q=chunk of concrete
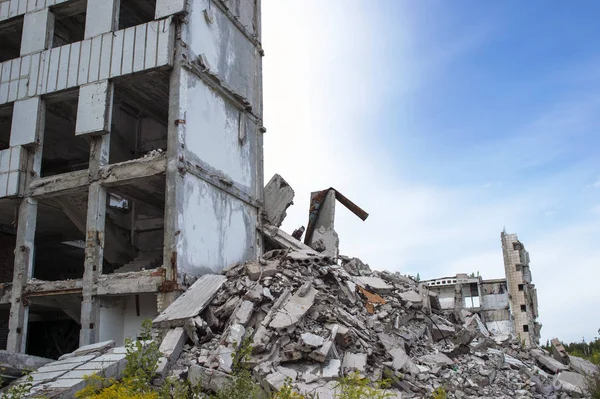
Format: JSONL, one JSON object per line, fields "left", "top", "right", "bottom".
{"left": 342, "top": 353, "right": 367, "bottom": 373}
{"left": 156, "top": 327, "right": 187, "bottom": 375}
{"left": 189, "top": 365, "right": 230, "bottom": 393}
{"left": 399, "top": 290, "right": 422, "bottom": 304}
{"left": 323, "top": 359, "right": 341, "bottom": 379}
{"left": 153, "top": 274, "right": 227, "bottom": 328}
{"left": 74, "top": 340, "right": 115, "bottom": 356}
{"left": 246, "top": 261, "right": 279, "bottom": 281}
{"left": 301, "top": 333, "right": 325, "bottom": 348}
{"left": 431, "top": 323, "right": 455, "bottom": 342}
{"left": 310, "top": 226, "right": 339, "bottom": 258}
{"left": 0, "top": 350, "right": 53, "bottom": 378}
{"left": 569, "top": 355, "right": 599, "bottom": 376}
{"left": 231, "top": 300, "right": 255, "bottom": 326}
{"left": 556, "top": 371, "right": 587, "bottom": 396}
{"left": 390, "top": 347, "right": 420, "bottom": 375}
{"left": 354, "top": 276, "right": 394, "bottom": 293}
{"left": 551, "top": 338, "right": 569, "bottom": 365}
{"left": 532, "top": 349, "right": 569, "bottom": 374}
{"left": 269, "top": 283, "right": 318, "bottom": 330}
{"left": 263, "top": 174, "right": 295, "bottom": 227}
{"left": 419, "top": 353, "right": 455, "bottom": 368}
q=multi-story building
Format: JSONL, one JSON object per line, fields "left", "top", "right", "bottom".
{"left": 424, "top": 231, "right": 541, "bottom": 346}
{"left": 0, "top": 0, "right": 263, "bottom": 359}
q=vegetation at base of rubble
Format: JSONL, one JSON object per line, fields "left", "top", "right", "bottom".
{"left": 75, "top": 320, "right": 196, "bottom": 399}
{"left": 333, "top": 372, "right": 394, "bottom": 399}
{"left": 545, "top": 335, "right": 600, "bottom": 365}
{"left": 208, "top": 336, "right": 266, "bottom": 399}
{"left": 585, "top": 371, "right": 600, "bottom": 399}
{"left": 0, "top": 374, "right": 37, "bottom": 399}
{"left": 430, "top": 387, "right": 447, "bottom": 399}
{"left": 272, "top": 378, "right": 314, "bottom": 399}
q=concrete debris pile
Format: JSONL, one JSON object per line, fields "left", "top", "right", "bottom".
{"left": 154, "top": 249, "right": 598, "bottom": 399}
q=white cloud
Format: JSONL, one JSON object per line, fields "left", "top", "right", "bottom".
{"left": 262, "top": 1, "right": 600, "bottom": 344}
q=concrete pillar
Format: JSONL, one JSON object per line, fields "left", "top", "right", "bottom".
{"left": 160, "top": 28, "right": 187, "bottom": 312}
{"left": 79, "top": 87, "right": 112, "bottom": 346}
{"left": 6, "top": 98, "right": 45, "bottom": 353}
{"left": 84, "top": 0, "right": 118, "bottom": 39}
{"left": 21, "top": 8, "right": 53, "bottom": 56}
{"left": 7, "top": 198, "right": 38, "bottom": 353}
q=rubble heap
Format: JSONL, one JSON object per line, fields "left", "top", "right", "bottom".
{"left": 155, "top": 248, "right": 598, "bottom": 399}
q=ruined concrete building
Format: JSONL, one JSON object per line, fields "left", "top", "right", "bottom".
{"left": 0, "top": 0, "right": 263, "bottom": 359}
{"left": 424, "top": 231, "right": 540, "bottom": 346}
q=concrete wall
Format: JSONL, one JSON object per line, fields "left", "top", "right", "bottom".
{"left": 185, "top": 0, "right": 261, "bottom": 113}
{"left": 98, "top": 294, "right": 157, "bottom": 346}
{"left": 179, "top": 174, "right": 257, "bottom": 275}
{"left": 481, "top": 293, "right": 509, "bottom": 310}
{"left": 185, "top": 76, "right": 258, "bottom": 193}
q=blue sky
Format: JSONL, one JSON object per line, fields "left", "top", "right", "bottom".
{"left": 262, "top": 1, "right": 600, "bottom": 344}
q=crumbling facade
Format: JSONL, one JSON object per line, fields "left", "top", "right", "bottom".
{"left": 501, "top": 231, "right": 541, "bottom": 346}
{"left": 0, "top": 0, "right": 263, "bottom": 358}
{"left": 424, "top": 231, "right": 541, "bottom": 346}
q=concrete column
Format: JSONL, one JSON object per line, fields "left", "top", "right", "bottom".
{"left": 79, "top": 88, "right": 112, "bottom": 346}
{"left": 161, "top": 24, "right": 187, "bottom": 312}
{"left": 7, "top": 198, "right": 38, "bottom": 353}
{"left": 7, "top": 98, "right": 45, "bottom": 353}
{"left": 84, "top": 0, "right": 118, "bottom": 39}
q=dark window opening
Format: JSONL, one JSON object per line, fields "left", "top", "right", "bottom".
{"left": 518, "top": 284, "right": 524, "bottom": 292}
{"left": 119, "top": 0, "right": 157, "bottom": 30}
{"left": 110, "top": 72, "right": 168, "bottom": 164}
{"left": 26, "top": 307, "right": 79, "bottom": 359}
{"left": 51, "top": 0, "right": 87, "bottom": 48}
{"left": 513, "top": 242, "right": 523, "bottom": 251}
{"left": 515, "top": 264, "right": 522, "bottom": 272}
{"left": 522, "top": 324, "right": 529, "bottom": 333}
{"left": 0, "top": 104, "right": 13, "bottom": 151}
{"left": 0, "top": 16, "right": 24, "bottom": 62}
{"left": 520, "top": 304, "right": 527, "bottom": 312}
{"left": 33, "top": 195, "right": 87, "bottom": 281}
{"left": 41, "top": 90, "right": 90, "bottom": 177}
{"left": 0, "top": 309, "right": 9, "bottom": 351}
{"left": 103, "top": 175, "right": 165, "bottom": 275}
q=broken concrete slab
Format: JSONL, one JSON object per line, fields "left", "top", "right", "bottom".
{"left": 74, "top": 340, "right": 115, "bottom": 356}
{"left": 0, "top": 350, "right": 53, "bottom": 381}
{"left": 301, "top": 333, "right": 325, "bottom": 348}
{"left": 555, "top": 371, "right": 587, "bottom": 396}
{"left": 419, "top": 353, "right": 455, "bottom": 368}
{"left": 188, "top": 365, "right": 230, "bottom": 393}
{"left": 569, "top": 355, "right": 599, "bottom": 376}
{"left": 322, "top": 359, "right": 341, "bottom": 379}
{"left": 231, "top": 300, "right": 255, "bottom": 326}
{"left": 263, "top": 174, "right": 295, "bottom": 227}
{"left": 390, "top": 347, "right": 420, "bottom": 375}
{"left": 246, "top": 261, "right": 279, "bottom": 281}
{"left": 259, "top": 224, "right": 315, "bottom": 252}
{"left": 342, "top": 352, "right": 367, "bottom": 373}
{"left": 399, "top": 290, "right": 422, "bottom": 304}
{"left": 431, "top": 323, "right": 455, "bottom": 342}
{"left": 153, "top": 274, "right": 227, "bottom": 328}
{"left": 269, "top": 283, "right": 318, "bottom": 330}
{"left": 531, "top": 349, "right": 569, "bottom": 374}
{"left": 354, "top": 276, "right": 394, "bottom": 294}
{"left": 156, "top": 327, "right": 187, "bottom": 375}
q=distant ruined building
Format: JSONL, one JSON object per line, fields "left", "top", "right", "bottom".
{"left": 424, "top": 231, "right": 541, "bottom": 346}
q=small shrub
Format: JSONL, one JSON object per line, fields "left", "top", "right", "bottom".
{"left": 209, "top": 336, "right": 265, "bottom": 399}
{"left": 272, "top": 378, "right": 310, "bottom": 399}
{"left": 431, "top": 387, "right": 447, "bottom": 399}
{"left": 1, "top": 374, "right": 35, "bottom": 399}
{"left": 334, "top": 372, "right": 394, "bottom": 399}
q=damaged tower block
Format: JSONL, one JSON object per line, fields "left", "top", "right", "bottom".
{"left": 304, "top": 188, "right": 369, "bottom": 258}
{"left": 0, "top": 0, "right": 264, "bottom": 357}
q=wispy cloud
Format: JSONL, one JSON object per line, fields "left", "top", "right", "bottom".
{"left": 263, "top": 1, "right": 600, "bottom": 343}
